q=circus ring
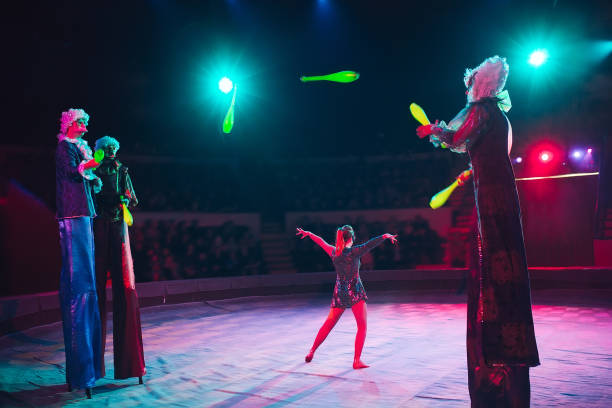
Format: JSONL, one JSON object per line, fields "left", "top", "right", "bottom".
{"left": 1, "top": 268, "right": 612, "bottom": 407}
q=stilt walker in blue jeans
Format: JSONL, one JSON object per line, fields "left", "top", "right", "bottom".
{"left": 55, "top": 108, "right": 104, "bottom": 399}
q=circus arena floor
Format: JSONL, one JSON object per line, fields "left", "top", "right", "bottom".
{"left": 1, "top": 289, "right": 612, "bottom": 407}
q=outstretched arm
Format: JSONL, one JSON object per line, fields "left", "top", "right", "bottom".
{"left": 352, "top": 233, "right": 398, "bottom": 257}
{"left": 437, "top": 104, "right": 488, "bottom": 148}
{"left": 416, "top": 104, "right": 489, "bottom": 153}
{"left": 296, "top": 228, "right": 334, "bottom": 257}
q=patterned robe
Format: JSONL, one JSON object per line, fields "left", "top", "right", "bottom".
{"left": 434, "top": 98, "right": 539, "bottom": 406}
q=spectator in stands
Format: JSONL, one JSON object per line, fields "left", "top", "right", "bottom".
{"left": 129, "top": 220, "right": 264, "bottom": 281}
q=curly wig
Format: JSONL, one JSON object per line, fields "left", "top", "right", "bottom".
{"left": 464, "top": 56, "right": 509, "bottom": 102}
{"left": 94, "top": 135, "right": 120, "bottom": 153}
{"left": 57, "top": 108, "right": 89, "bottom": 139}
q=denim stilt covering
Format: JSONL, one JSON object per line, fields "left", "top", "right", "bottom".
{"left": 58, "top": 217, "right": 103, "bottom": 389}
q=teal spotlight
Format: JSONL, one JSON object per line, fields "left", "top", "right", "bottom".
{"left": 218, "top": 77, "right": 233, "bottom": 94}
{"left": 528, "top": 49, "right": 549, "bottom": 67}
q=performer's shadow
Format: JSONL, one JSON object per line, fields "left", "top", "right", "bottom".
{"left": 92, "top": 382, "right": 135, "bottom": 395}
{"left": 3, "top": 382, "right": 135, "bottom": 406}
{"left": 4, "top": 384, "right": 77, "bottom": 406}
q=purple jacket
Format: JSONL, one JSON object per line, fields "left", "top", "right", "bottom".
{"left": 55, "top": 140, "right": 97, "bottom": 219}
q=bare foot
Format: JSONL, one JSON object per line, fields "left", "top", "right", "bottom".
{"left": 353, "top": 360, "right": 369, "bottom": 369}
{"left": 305, "top": 350, "right": 314, "bottom": 363}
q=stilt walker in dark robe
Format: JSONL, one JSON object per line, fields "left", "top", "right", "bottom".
{"left": 417, "top": 56, "right": 540, "bottom": 407}
{"left": 93, "top": 136, "right": 146, "bottom": 382}
{"left": 56, "top": 108, "right": 104, "bottom": 399}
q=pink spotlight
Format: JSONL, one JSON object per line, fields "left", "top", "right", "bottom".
{"left": 587, "top": 148, "right": 593, "bottom": 154}
{"left": 539, "top": 151, "right": 552, "bottom": 163}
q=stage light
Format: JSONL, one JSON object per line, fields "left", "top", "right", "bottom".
{"left": 528, "top": 49, "right": 549, "bottom": 67}
{"left": 526, "top": 141, "right": 562, "bottom": 177}
{"left": 572, "top": 150, "right": 583, "bottom": 159}
{"left": 587, "top": 148, "right": 593, "bottom": 154}
{"left": 539, "top": 151, "right": 552, "bottom": 163}
{"left": 515, "top": 157, "right": 523, "bottom": 163}
{"left": 218, "top": 77, "right": 233, "bottom": 94}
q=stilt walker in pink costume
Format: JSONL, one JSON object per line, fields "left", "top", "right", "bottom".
{"left": 55, "top": 108, "right": 104, "bottom": 399}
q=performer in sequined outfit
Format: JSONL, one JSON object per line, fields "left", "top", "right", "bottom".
{"left": 296, "top": 225, "right": 397, "bottom": 369}
{"left": 55, "top": 108, "right": 104, "bottom": 398}
{"left": 417, "top": 56, "right": 540, "bottom": 407}
{"left": 93, "top": 136, "right": 146, "bottom": 384}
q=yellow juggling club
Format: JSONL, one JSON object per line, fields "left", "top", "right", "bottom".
{"left": 410, "top": 103, "right": 430, "bottom": 126}
{"left": 121, "top": 203, "right": 133, "bottom": 227}
{"left": 429, "top": 180, "right": 459, "bottom": 209}
{"left": 429, "top": 169, "right": 473, "bottom": 209}
{"left": 411, "top": 102, "right": 448, "bottom": 149}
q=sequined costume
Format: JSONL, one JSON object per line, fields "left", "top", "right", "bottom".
{"left": 330, "top": 235, "right": 385, "bottom": 308}
{"left": 56, "top": 139, "right": 103, "bottom": 390}
{"left": 94, "top": 157, "right": 146, "bottom": 380}
{"left": 433, "top": 98, "right": 540, "bottom": 406}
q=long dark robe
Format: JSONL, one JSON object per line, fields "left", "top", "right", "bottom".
{"left": 94, "top": 159, "right": 145, "bottom": 379}
{"left": 435, "top": 98, "right": 539, "bottom": 406}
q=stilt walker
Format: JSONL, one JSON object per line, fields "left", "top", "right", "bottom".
{"left": 416, "top": 56, "right": 540, "bottom": 407}
{"left": 55, "top": 108, "right": 104, "bottom": 398}
{"left": 93, "top": 136, "right": 146, "bottom": 382}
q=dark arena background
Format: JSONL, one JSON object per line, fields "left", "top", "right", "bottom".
{"left": 1, "top": 1, "right": 611, "bottom": 406}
